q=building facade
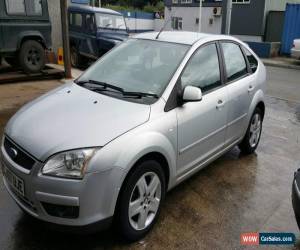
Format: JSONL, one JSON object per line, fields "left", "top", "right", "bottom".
{"left": 164, "top": 0, "right": 300, "bottom": 42}
{"left": 164, "top": 0, "right": 223, "bottom": 34}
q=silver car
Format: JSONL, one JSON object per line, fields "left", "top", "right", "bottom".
{"left": 1, "top": 31, "right": 266, "bottom": 241}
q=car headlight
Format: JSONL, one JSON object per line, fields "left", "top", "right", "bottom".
{"left": 42, "top": 149, "right": 96, "bottom": 179}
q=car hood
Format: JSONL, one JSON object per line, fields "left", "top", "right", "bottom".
{"left": 5, "top": 83, "right": 150, "bottom": 161}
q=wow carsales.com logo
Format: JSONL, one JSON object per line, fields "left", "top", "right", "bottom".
{"left": 241, "top": 232, "right": 295, "bottom": 246}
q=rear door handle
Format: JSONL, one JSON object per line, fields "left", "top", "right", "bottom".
{"left": 216, "top": 99, "right": 225, "bottom": 109}
{"left": 248, "top": 85, "right": 255, "bottom": 92}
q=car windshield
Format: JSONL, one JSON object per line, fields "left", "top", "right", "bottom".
{"left": 96, "top": 13, "right": 126, "bottom": 30}
{"left": 77, "top": 39, "right": 190, "bottom": 100}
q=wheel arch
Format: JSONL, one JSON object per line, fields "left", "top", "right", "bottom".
{"left": 17, "top": 32, "right": 47, "bottom": 50}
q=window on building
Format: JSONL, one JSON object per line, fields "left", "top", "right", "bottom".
{"left": 5, "top": 0, "right": 25, "bottom": 15}
{"left": 70, "top": 13, "right": 83, "bottom": 28}
{"left": 221, "top": 42, "right": 248, "bottom": 82}
{"left": 172, "top": 0, "right": 178, "bottom": 3}
{"left": 232, "top": 0, "right": 250, "bottom": 4}
{"left": 181, "top": 43, "right": 222, "bottom": 93}
{"left": 26, "top": 0, "right": 42, "bottom": 16}
{"left": 181, "top": 0, "right": 192, "bottom": 3}
{"left": 172, "top": 17, "right": 182, "bottom": 30}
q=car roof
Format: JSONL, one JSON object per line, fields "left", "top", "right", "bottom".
{"left": 133, "top": 31, "right": 240, "bottom": 45}
{"left": 68, "top": 5, "right": 122, "bottom": 16}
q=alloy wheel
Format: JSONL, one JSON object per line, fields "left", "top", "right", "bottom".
{"left": 128, "top": 172, "right": 161, "bottom": 231}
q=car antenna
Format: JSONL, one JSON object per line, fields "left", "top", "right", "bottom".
{"left": 155, "top": 8, "right": 176, "bottom": 39}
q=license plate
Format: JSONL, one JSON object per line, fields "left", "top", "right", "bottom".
{"left": 3, "top": 165, "right": 25, "bottom": 197}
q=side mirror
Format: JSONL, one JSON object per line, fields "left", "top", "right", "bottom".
{"left": 182, "top": 85, "right": 202, "bottom": 102}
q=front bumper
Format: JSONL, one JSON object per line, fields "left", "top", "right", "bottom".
{"left": 0, "top": 140, "right": 123, "bottom": 230}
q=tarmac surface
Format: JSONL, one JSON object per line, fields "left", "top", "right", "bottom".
{"left": 0, "top": 66, "right": 300, "bottom": 250}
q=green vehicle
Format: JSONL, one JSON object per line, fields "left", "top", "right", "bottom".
{"left": 0, "top": 0, "right": 52, "bottom": 73}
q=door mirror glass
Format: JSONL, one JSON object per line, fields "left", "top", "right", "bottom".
{"left": 182, "top": 86, "right": 202, "bottom": 102}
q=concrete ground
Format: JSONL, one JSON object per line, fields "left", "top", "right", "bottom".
{"left": 0, "top": 66, "right": 300, "bottom": 250}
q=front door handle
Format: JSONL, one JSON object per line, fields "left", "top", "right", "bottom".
{"left": 248, "top": 85, "right": 255, "bottom": 92}
{"left": 216, "top": 99, "right": 225, "bottom": 109}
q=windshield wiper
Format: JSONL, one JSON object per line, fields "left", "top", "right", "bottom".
{"left": 76, "top": 80, "right": 159, "bottom": 99}
{"left": 76, "top": 79, "right": 124, "bottom": 93}
{"left": 122, "top": 91, "right": 159, "bottom": 99}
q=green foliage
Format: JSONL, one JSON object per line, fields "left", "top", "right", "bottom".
{"left": 103, "top": 0, "right": 164, "bottom": 12}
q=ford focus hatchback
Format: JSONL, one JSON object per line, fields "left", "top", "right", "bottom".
{"left": 1, "top": 31, "right": 266, "bottom": 241}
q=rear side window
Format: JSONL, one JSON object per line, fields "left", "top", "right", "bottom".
{"left": 221, "top": 42, "right": 248, "bottom": 82}
{"left": 5, "top": 0, "right": 25, "bottom": 15}
{"left": 26, "top": 0, "right": 42, "bottom": 16}
{"left": 181, "top": 43, "right": 221, "bottom": 93}
{"left": 244, "top": 47, "right": 258, "bottom": 73}
{"left": 70, "top": 13, "right": 83, "bottom": 28}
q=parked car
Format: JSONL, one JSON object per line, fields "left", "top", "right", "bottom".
{"left": 1, "top": 32, "right": 266, "bottom": 241}
{"left": 291, "top": 39, "right": 300, "bottom": 60}
{"left": 0, "top": 0, "right": 51, "bottom": 73}
{"left": 68, "top": 5, "right": 128, "bottom": 68}
{"left": 292, "top": 168, "right": 300, "bottom": 229}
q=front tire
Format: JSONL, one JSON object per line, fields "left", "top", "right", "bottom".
{"left": 116, "top": 160, "right": 166, "bottom": 241}
{"left": 239, "top": 107, "right": 263, "bottom": 154}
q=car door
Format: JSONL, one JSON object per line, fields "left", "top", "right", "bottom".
{"left": 220, "top": 42, "right": 255, "bottom": 145}
{"left": 176, "top": 42, "right": 228, "bottom": 177}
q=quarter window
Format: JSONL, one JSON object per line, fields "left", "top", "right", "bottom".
{"left": 244, "top": 47, "right": 258, "bottom": 73}
{"left": 221, "top": 42, "right": 248, "bottom": 82}
{"left": 5, "top": 0, "right": 25, "bottom": 15}
{"left": 181, "top": 43, "right": 221, "bottom": 93}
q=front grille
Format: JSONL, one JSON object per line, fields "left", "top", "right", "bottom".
{"left": 3, "top": 137, "right": 36, "bottom": 170}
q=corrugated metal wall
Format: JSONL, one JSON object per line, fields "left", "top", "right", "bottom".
{"left": 281, "top": 3, "right": 300, "bottom": 54}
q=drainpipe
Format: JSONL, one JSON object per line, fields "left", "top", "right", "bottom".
{"left": 225, "top": 0, "right": 232, "bottom": 35}
{"left": 198, "top": 0, "right": 202, "bottom": 32}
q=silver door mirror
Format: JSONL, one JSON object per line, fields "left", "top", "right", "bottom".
{"left": 182, "top": 85, "right": 202, "bottom": 102}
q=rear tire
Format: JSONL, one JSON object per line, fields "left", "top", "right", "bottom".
{"left": 116, "top": 160, "right": 166, "bottom": 241}
{"left": 19, "top": 40, "right": 45, "bottom": 73}
{"left": 239, "top": 107, "right": 263, "bottom": 154}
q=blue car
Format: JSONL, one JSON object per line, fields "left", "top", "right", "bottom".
{"left": 68, "top": 5, "right": 129, "bottom": 67}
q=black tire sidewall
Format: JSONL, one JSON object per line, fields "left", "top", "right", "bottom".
{"left": 117, "top": 160, "right": 166, "bottom": 241}
{"left": 19, "top": 40, "right": 45, "bottom": 73}
{"left": 239, "top": 107, "right": 263, "bottom": 154}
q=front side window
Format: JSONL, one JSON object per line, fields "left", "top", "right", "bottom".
{"left": 77, "top": 39, "right": 190, "bottom": 100}
{"left": 96, "top": 13, "right": 126, "bottom": 30}
{"left": 26, "top": 0, "right": 42, "bottom": 16}
{"left": 181, "top": 43, "right": 221, "bottom": 93}
{"left": 5, "top": 0, "right": 25, "bottom": 15}
{"left": 221, "top": 42, "right": 248, "bottom": 82}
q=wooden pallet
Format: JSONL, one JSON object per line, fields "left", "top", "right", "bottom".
{"left": 0, "top": 65, "right": 64, "bottom": 84}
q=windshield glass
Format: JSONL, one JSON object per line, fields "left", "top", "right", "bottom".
{"left": 77, "top": 39, "right": 190, "bottom": 98}
{"left": 96, "top": 13, "right": 126, "bottom": 30}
